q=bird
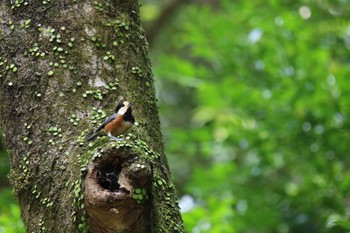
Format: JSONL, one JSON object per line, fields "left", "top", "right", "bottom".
{"left": 86, "top": 100, "right": 135, "bottom": 141}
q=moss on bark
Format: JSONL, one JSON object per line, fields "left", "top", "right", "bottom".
{"left": 0, "top": 0, "right": 184, "bottom": 232}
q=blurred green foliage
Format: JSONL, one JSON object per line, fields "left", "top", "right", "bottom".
{"left": 0, "top": 188, "right": 24, "bottom": 232}
{"left": 0, "top": 133, "right": 25, "bottom": 232}
{"left": 151, "top": 0, "right": 350, "bottom": 232}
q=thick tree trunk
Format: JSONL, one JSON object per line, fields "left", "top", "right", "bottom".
{"left": 0, "top": 1, "right": 184, "bottom": 232}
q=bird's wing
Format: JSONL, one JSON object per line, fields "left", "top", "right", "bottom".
{"left": 95, "top": 113, "right": 118, "bottom": 132}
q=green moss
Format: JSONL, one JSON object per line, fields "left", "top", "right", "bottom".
{"left": 20, "top": 19, "right": 31, "bottom": 29}
{"left": 90, "top": 35, "right": 105, "bottom": 48}
{"left": 133, "top": 188, "right": 148, "bottom": 204}
{"left": 38, "top": 218, "right": 45, "bottom": 233}
{"left": 42, "top": 0, "right": 51, "bottom": 5}
{"left": 10, "top": 0, "right": 29, "bottom": 9}
{"left": 131, "top": 66, "right": 143, "bottom": 78}
{"left": 70, "top": 113, "right": 81, "bottom": 126}
{"left": 45, "top": 126, "right": 63, "bottom": 146}
{"left": 93, "top": 1, "right": 103, "bottom": 12}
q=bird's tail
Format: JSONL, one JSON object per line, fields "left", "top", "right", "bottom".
{"left": 86, "top": 131, "right": 102, "bottom": 141}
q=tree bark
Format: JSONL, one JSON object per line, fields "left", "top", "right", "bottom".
{"left": 0, "top": 1, "right": 184, "bottom": 232}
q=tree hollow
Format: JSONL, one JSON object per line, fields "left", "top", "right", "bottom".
{"left": 84, "top": 146, "right": 150, "bottom": 233}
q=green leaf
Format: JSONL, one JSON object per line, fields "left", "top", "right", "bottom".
{"left": 333, "top": 221, "right": 350, "bottom": 230}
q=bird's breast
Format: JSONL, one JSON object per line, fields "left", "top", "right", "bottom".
{"left": 103, "top": 115, "right": 133, "bottom": 136}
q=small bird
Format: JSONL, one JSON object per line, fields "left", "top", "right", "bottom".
{"left": 87, "top": 100, "right": 135, "bottom": 141}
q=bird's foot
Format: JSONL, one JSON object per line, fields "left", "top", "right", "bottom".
{"left": 109, "top": 136, "right": 124, "bottom": 141}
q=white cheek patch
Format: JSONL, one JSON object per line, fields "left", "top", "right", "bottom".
{"left": 117, "top": 101, "right": 131, "bottom": 115}
{"left": 117, "top": 106, "right": 128, "bottom": 115}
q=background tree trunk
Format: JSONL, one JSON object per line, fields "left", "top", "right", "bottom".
{"left": 0, "top": 1, "right": 184, "bottom": 232}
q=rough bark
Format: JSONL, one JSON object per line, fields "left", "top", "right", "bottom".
{"left": 0, "top": 1, "right": 184, "bottom": 232}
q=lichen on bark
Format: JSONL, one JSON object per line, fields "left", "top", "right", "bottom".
{"left": 0, "top": 0, "right": 184, "bottom": 232}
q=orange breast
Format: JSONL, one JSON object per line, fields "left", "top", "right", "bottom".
{"left": 103, "top": 115, "right": 123, "bottom": 136}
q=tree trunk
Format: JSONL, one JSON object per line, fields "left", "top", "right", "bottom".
{"left": 0, "top": 1, "right": 184, "bottom": 232}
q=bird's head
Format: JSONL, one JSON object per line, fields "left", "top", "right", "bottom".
{"left": 115, "top": 100, "right": 132, "bottom": 115}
